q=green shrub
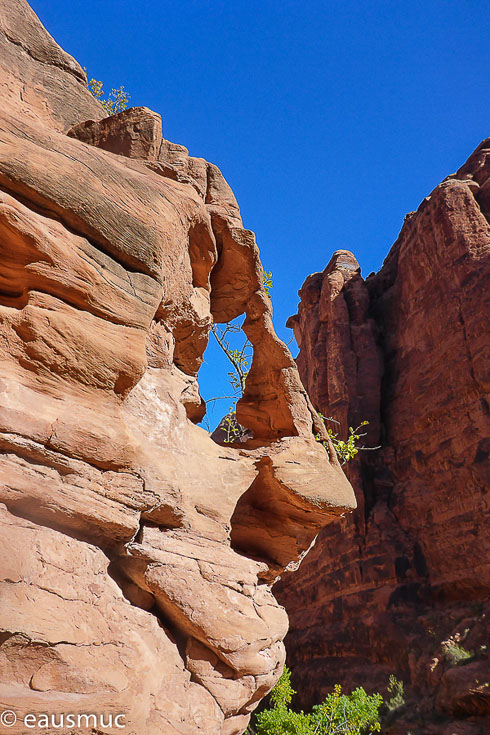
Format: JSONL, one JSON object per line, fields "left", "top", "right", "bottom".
{"left": 251, "top": 667, "right": 383, "bottom": 735}
{"left": 442, "top": 638, "right": 473, "bottom": 665}
{"left": 310, "top": 684, "right": 383, "bottom": 734}
{"left": 88, "top": 78, "right": 130, "bottom": 116}
{"left": 386, "top": 674, "right": 405, "bottom": 712}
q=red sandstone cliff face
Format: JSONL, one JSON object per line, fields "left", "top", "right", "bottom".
{"left": 276, "top": 145, "right": 490, "bottom": 732}
{"left": 0, "top": 3, "right": 356, "bottom": 734}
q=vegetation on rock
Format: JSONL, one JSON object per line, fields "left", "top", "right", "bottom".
{"left": 211, "top": 319, "right": 251, "bottom": 398}
{"left": 207, "top": 271, "right": 269, "bottom": 442}
{"left": 247, "top": 667, "right": 383, "bottom": 735}
{"left": 441, "top": 634, "right": 474, "bottom": 666}
{"left": 385, "top": 675, "right": 405, "bottom": 712}
{"left": 87, "top": 78, "right": 130, "bottom": 115}
{"left": 315, "top": 414, "right": 374, "bottom": 465}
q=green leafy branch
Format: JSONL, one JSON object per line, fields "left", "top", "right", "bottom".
{"left": 263, "top": 270, "right": 273, "bottom": 297}
{"left": 315, "top": 414, "right": 380, "bottom": 465}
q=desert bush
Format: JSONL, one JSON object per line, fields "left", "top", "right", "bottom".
{"left": 250, "top": 667, "right": 383, "bottom": 735}
{"left": 441, "top": 636, "right": 474, "bottom": 665}
{"left": 385, "top": 675, "right": 405, "bottom": 712}
{"left": 206, "top": 271, "right": 268, "bottom": 441}
{"left": 88, "top": 78, "right": 130, "bottom": 115}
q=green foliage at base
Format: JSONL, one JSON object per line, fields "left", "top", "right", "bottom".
{"left": 251, "top": 667, "right": 383, "bottom": 735}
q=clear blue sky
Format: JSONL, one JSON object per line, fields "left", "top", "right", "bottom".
{"left": 31, "top": 0, "right": 490, "bottom": 426}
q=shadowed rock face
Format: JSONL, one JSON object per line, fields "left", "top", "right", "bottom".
{"left": 0, "top": 3, "right": 356, "bottom": 734}
{"left": 276, "top": 146, "right": 490, "bottom": 732}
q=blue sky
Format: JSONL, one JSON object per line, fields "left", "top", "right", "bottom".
{"left": 31, "top": 0, "right": 490, "bottom": 426}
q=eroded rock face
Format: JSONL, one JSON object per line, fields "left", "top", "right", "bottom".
{"left": 0, "top": 3, "right": 356, "bottom": 734}
{"left": 277, "top": 145, "right": 490, "bottom": 731}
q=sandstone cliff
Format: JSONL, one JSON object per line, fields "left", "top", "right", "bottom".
{"left": 0, "top": 2, "right": 357, "bottom": 734}
{"left": 277, "top": 144, "right": 490, "bottom": 732}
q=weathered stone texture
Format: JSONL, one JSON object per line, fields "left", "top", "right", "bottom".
{"left": 0, "top": 3, "right": 356, "bottom": 734}
{"left": 277, "top": 144, "right": 490, "bottom": 733}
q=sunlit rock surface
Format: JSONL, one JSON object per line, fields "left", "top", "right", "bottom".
{"left": 0, "top": 2, "right": 356, "bottom": 734}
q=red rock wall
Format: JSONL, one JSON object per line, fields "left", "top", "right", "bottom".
{"left": 276, "top": 147, "right": 490, "bottom": 733}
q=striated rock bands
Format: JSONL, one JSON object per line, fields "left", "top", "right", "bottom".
{"left": 277, "top": 143, "right": 490, "bottom": 732}
{"left": 0, "top": 2, "right": 357, "bottom": 734}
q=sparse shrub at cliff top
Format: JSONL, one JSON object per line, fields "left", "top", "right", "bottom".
{"left": 248, "top": 666, "right": 383, "bottom": 735}
{"left": 87, "top": 77, "right": 130, "bottom": 116}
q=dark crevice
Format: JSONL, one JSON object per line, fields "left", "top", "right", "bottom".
{"left": 457, "top": 300, "right": 481, "bottom": 394}
{"left": 105, "top": 526, "right": 191, "bottom": 667}
{"left": 107, "top": 558, "right": 187, "bottom": 653}
{"left": 0, "top": 631, "right": 16, "bottom": 646}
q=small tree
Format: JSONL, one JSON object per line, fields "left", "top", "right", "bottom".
{"left": 211, "top": 320, "right": 251, "bottom": 397}
{"left": 209, "top": 319, "right": 252, "bottom": 442}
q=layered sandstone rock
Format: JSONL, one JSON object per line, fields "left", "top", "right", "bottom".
{"left": 277, "top": 145, "right": 490, "bottom": 731}
{"left": 0, "top": 3, "right": 356, "bottom": 734}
